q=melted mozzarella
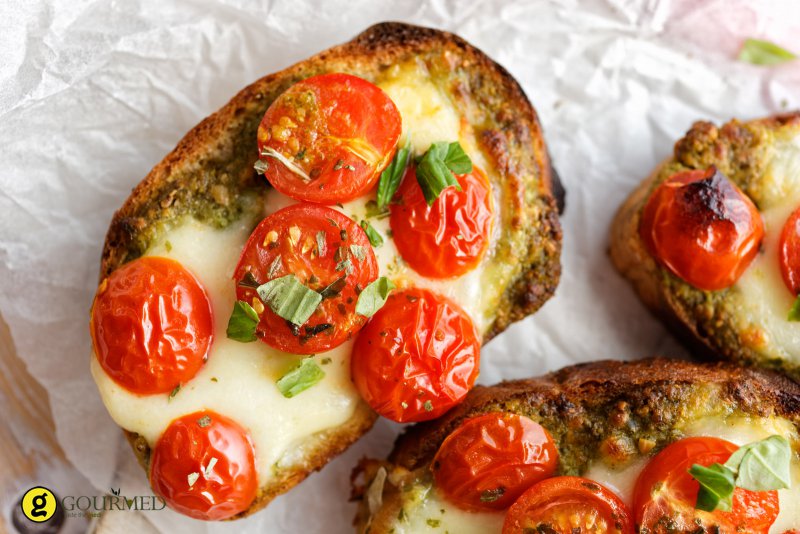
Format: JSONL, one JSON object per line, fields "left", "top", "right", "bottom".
{"left": 389, "top": 487, "right": 504, "bottom": 534}
{"left": 734, "top": 131, "right": 800, "bottom": 365}
{"left": 92, "top": 216, "right": 361, "bottom": 485}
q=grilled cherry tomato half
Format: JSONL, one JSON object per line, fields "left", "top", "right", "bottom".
{"left": 150, "top": 410, "right": 257, "bottom": 521}
{"left": 432, "top": 412, "right": 558, "bottom": 511}
{"left": 779, "top": 206, "right": 800, "bottom": 295}
{"left": 633, "top": 437, "right": 779, "bottom": 532}
{"left": 90, "top": 256, "right": 213, "bottom": 395}
{"left": 256, "top": 73, "right": 402, "bottom": 204}
{"left": 233, "top": 203, "right": 378, "bottom": 354}
{"left": 390, "top": 164, "right": 494, "bottom": 278}
{"left": 350, "top": 287, "right": 479, "bottom": 423}
{"left": 639, "top": 166, "right": 763, "bottom": 291}
{"left": 503, "top": 476, "right": 634, "bottom": 534}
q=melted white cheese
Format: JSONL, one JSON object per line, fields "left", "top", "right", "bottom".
{"left": 734, "top": 131, "right": 800, "bottom": 365}
{"left": 390, "top": 415, "right": 800, "bottom": 532}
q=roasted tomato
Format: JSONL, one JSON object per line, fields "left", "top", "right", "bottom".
{"left": 350, "top": 287, "right": 479, "bottom": 422}
{"left": 150, "top": 410, "right": 257, "bottom": 521}
{"left": 503, "top": 476, "right": 634, "bottom": 534}
{"left": 233, "top": 203, "right": 378, "bottom": 354}
{"left": 779, "top": 206, "right": 800, "bottom": 295}
{"left": 639, "top": 166, "right": 763, "bottom": 291}
{"left": 633, "top": 437, "right": 779, "bottom": 533}
{"left": 390, "top": 164, "right": 494, "bottom": 278}
{"left": 90, "top": 256, "right": 213, "bottom": 395}
{"left": 432, "top": 413, "right": 558, "bottom": 511}
{"left": 256, "top": 73, "right": 402, "bottom": 204}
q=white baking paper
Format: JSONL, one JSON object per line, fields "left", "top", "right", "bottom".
{"left": 2, "top": 0, "right": 799, "bottom": 532}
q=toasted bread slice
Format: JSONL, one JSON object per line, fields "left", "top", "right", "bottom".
{"left": 93, "top": 22, "right": 562, "bottom": 518}
{"left": 354, "top": 358, "right": 800, "bottom": 533}
{"left": 611, "top": 113, "right": 800, "bottom": 382}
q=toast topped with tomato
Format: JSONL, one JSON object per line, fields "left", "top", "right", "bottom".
{"left": 89, "top": 22, "right": 562, "bottom": 520}
{"left": 354, "top": 359, "right": 800, "bottom": 533}
{"left": 610, "top": 113, "right": 800, "bottom": 382}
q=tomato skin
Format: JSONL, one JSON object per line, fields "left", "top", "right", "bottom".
{"left": 350, "top": 287, "right": 480, "bottom": 423}
{"left": 779, "top": 206, "right": 800, "bottom": 295}
{"left": 502, "top": 476, "right": 634, "bottom": 534}
{"left": 390, "top": 165, "right": 494, "bottom": 278}
{"left": 257, "top": 73, "right": 402, "bottom": 204}
{"left": 233, "top": 203, "right": 378, "bottom": 354}
{"left": 639, "top": 166, "right": 764, "bottom": 291}
{"left": 432, "top": 413, "right": 558, "bottom": 511}
{"left": 149, "top": 410, "right": 257, "bottom": 521}
{"left": 632, "top": 437, "right": 779, "bottom": 533}
{"left": 90, "top": 256, "right": 213, "bottom": 395}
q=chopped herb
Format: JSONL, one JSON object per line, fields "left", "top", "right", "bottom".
{"left": 334, "top": 159, "right": 344, "bottom": 170}
{"left": 326, "top": 217, "right": 339, "bottom": 227}
{"left": 480, "top": 487, "right": 505, "bottom": 503}
{"left": 210, "top": 377, "right": 218, "bottom": 382}
{"left": 169, "top": 384, "right": 181, "bottom": 400}
{"left": 276, "top": 358, "right": 325, "bottom": 398}
{"left": 320, "top": 357, "right": 332, "bottom": 365}
{"left": 204, "top": 457, "right": 218, "bottom": 477}
{"left": 356, "top": 277, "right": 395, "bottom": 317}
{"left": 268, "top": 255, "right": 283, "bottom": 278}
{"left": 344, "top": 164, "right": 356, "bottom": 171}
{"left": 226, "top": 300, "right": 260, "bottom": 342}
{"left": 788, "top": 295, "right": 800, "bottom": 321}
{"left": 318, "top": 275, "right": 347, "bottom": 300}
{"left": 340, "top": 229, "right": 348, "bottom": 241}
{"left": 303, "top": 323, "right": 332, "bottom": 338}
{"left": 350, "top": 244, "right": 366, "bottom": 262}
{"left": 196, "top": 415, "right": 212, "bottom": 428}
{"left": 377, "top": 138, "right": 411, "bottom": 209}
{"left": 423, "top": 400, "right": 433, "bottom": 412}
{"left": 295, "top": 148, "right": 306, "bottom": 160}
{"left": 164, "top": 240, "right": 172, "bottom": 252}
{"left": 254, "top": 159, "right": 269, "bottom": 175}
{"left": 365, "top": 200, "right": 389, "bottom": 219}
{"left": 187, "top": 472, "right": 200, "bottom": 487}
{"left": 238, "top": 272, "right": 261, "bottom": 289}
{"left": 336, "top": 258, "right": 354, "bottom": 275}
{"left": 415, "top": 142, "right": 471, "bottom": 205}
{"left": 316, "top": 231, "right": 327, "bottom": 257}
{"left": 739, "top": 38, "right": 797, "bottom": 65}
{"left": 426, "top": 519, "right": 441, "bottom": 528}
{"left": 257, "top": 275, "right": 322, "bottom": 326}
{"left": 360, "top": 220, "right": 384, "bottom": 247}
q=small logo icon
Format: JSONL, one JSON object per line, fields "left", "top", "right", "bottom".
{"left": 20, "top": 486, "right": 58, "bottom": 523}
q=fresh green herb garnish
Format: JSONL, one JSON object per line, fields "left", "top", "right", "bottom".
{"left": 257, "top": 275, "right": 322, "bottom": 326}
{"left": 788, "top": 295, "right": 800, "bottom": 321}
{"left": 479, "top": 487, "right": 505, "bottom": 503}
{"left": 318, "top": 275, "right": 347, "bottom": 300}
{"left": 365, "top": 200, "right": 389, "bottom": 219}
{"left": 360, "top": 220, "right": 384, "bottom": 247}
{"left": 416, "top": 142, "right": 472, "bottom": 205}
{"left": 355, "top": 277, "right": 395, "bottom": 317}
{"left": 276, "top": 358, "right": 325, "bottom": 398}
{"left": 690, "top": 435, "right": 792, "bottom": 512}
{"left": 226, "top": 300, "right": 260, "bottom": 342}
{"left": 196, "top": 415, "right": 212, "bottom": 428}
{"left": 739, "top": 38, "right": 797, "bottom": 65}
{"left": 376, "top": 139, "right": 411, "bottom": 209}
{"left": 423, "top": 400, "right": 433, "bottom": 412}
{"left": 426, "top": 519, "right": 441, "bottom": 528}
{"left": 169, "top": 384, "right": 181, "bottom": 400}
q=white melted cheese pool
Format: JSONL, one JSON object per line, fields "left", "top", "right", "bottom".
{"left": 388, "top": 415, "right": 800, "bottom": 533}
{"left": 92, "top": 59, "right": 504, "bottom": 487}
{"left": 734, "top": 131, "right": 800, "bottom": 365}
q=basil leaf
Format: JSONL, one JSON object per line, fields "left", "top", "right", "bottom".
{"left": 416, "top": 142, "right": 469, "bottom": 206}
{"left": 690, "top": 463, "right": 736, "bottom": 512}
{"left": 728, "top": 435, "right": 791, "bottom": 492}
{"left": 360, "top": 220, "right": 384, "bottom": 247}
{"left": 788, "top": 295, "right": 800, "bottom": 321}
{"left": 739, "top": 38, "right": 797, "bottom": 66}
{"left": 276, "top": 358, "right": 325, "bottom": 398}
{"left": 226, "top": 300, "right": 259, "bottom": 342}
{"left": 376, "top": 140, "right": 411, "bottom": 210}
{"left": 356, "top": 277, "right": 395, "bottom": 317}
{"left": 257, "top": 275, "right": 322, "bottom": 326}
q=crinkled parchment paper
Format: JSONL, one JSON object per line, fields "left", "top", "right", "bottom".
{"left": 2, "top": 0, "right": 799, "bottom": 531}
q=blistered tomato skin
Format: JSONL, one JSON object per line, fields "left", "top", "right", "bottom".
{"left": 150, "top": 411, "right": 257, "bottom": 521}
{"left": 632, "top": 437, "right": 779, "bottom": 533}
{"left": 639, "top": 166, "right": 764, "bottom": 291}
{"left": 257, "top": 73, "right": 402, "bottom": 204}
{"left": 233, "top": 203, "right": 378, "bottom": 354}
{"left": 779, "top": 206, "right": 800, "bottom": 295}
{"left": 90, "top": 256, "right": 213, "bottom": 395}
{"left": 502, "top": 476, "right": 634, "bottom": 534}
{"left": 390, "top": 165, "right": 494, "bottom": 279}
{"left": 432, "top": 413, "right": 558, "bottom": 511}
{"left": 350, "top": 287, "right": 480, "bottom": 423}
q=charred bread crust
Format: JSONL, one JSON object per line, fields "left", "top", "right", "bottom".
{"left": 353, "top": 358, "right": 800, "bottom": 531}
{"left": 610, "top": 112, "right": 800, "bottom": 382}
{"left": 96, "top": 22, "right": 562, "bottom": 517}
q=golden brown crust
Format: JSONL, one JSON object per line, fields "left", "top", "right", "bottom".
{"left": 354, "top": 358, "right": 800, "bottom": 533}
{"left": 95, "top": 22, "right": 561, "bottom": 518}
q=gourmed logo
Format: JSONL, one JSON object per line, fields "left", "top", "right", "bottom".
{"left": 17, "top": 486, "right": 166, "bottom": 523}
{"left": 20, "top": 486, "right": 58, "bottom": 523}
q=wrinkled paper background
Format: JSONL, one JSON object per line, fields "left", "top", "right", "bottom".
{"left": 2, "top": 0, "right": 800, "bottom": 532}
